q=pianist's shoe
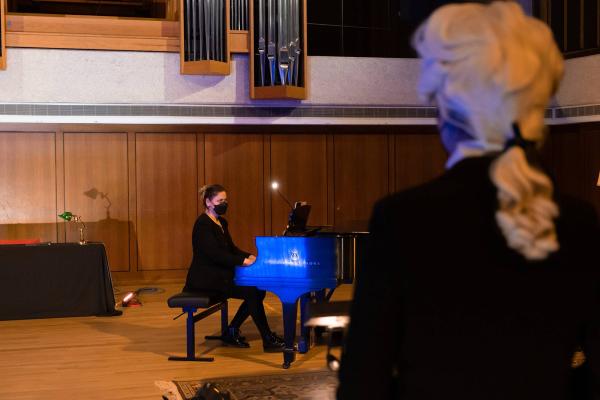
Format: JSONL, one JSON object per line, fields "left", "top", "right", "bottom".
{"left": 269, "top": 331, "right": 284, "bottom": 344}
{"left": 262, "top": 331, "right": 286, "bottom": 353}
{"left": 221, "top": 327, "right": 250, "bottom": 348}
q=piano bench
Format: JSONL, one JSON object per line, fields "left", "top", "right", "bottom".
{"left": 167, "top": 292, "right": 229, "bottom": 362}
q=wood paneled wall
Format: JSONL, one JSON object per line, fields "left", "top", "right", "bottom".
{"left": 64, "top": 132, "right": 130, "bottom": 270}
{"left": 269, "top": 134, "right": 330, "bottom": 235}
{"left": 136, "top": 133, "right": 199, "bottom": 271}
{"left": 333, "top": 134, "right": 391, "bottom": 231}
{"left": 0, "top": 132, "right": 57, "bottom": 242}
{"left": 204, "top": 134, "right": 266, "bottom": 253}
{"left": 542, "top": 123, "right": 600, "bottom": 216}
{"left": 0, "top": 123, "right": 597, "bottom": 282}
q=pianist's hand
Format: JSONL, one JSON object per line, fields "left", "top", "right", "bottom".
{"left": 243, "top": 255, "right": 256, "bottom": 266}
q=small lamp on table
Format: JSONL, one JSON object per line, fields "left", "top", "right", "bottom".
{"left": 58, "top": 211, "right": 87, "bottom": 245}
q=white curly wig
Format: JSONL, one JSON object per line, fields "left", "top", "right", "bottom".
{"left": 413, "top": 1, "right": 564, "bottom": 261}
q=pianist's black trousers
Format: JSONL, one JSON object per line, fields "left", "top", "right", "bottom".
{"left": 228, "top": 285, "right": 271, "bottom": 339}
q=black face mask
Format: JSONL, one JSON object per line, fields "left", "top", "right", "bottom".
{"left": 213, "top": 203, "right": 228, "bottom": 215}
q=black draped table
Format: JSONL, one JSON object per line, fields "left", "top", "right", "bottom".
{"left": 0, "top": 242, "right": 121, "bottom": 320}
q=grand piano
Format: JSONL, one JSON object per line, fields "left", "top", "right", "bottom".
{"left": 234, "top": 231, "right": 364, "bottom": 368}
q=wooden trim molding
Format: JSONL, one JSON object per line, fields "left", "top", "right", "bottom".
{"left": 7, "top": 14, "right": 178, "bottom": 36}
{"left": 7, "top": 31, "right": 180, "bottom": 51}
{"left": 6, "top": 14, "right": 179, "bottom": 52}
{"left": 229, "top": 30, "right": 248, "bottom": 53}
{"left": 5, "top": 13, "right": 249, "bottom": 53}
{"left": 1, "top": 0, "right": 6, "bottom": 69}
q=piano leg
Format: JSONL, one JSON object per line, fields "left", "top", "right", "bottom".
{"left": 281, "top": 301, "right": 298, "bottom": 369}
{"left": 298, "top": 293, "right": 311, "bottom": 354}
{"left": 298, "top": 289, "right": 330, "bottom": 353}
{"left": 314, "top": 289, "right": 327, "bottom": 341}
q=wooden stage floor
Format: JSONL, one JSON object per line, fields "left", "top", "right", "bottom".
{"left": 0, "top": 282, "right": 352, "bottom": 399}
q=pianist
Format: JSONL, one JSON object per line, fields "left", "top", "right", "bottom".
{"left": 183, "top": 184, "right": 285, "bottom": 352}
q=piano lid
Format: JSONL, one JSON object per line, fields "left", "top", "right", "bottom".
{"left": 234, "top": 236, "right": 338, "bottom": 290}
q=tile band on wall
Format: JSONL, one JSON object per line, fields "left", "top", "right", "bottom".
{"left": 0, "top": 103, "right": 597, "bottom": 125}
{"left": 0, "top": 104, "right": 438, "bottom": 119}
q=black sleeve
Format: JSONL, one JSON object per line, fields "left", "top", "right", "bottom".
{"left": 228, "top": 238, "right": 251, "bottom": 258}
{"left": 194, "top": 221, "right": 246, "bottom": 268}
{"left": 579, "top": 205, "right": 600, "bottom": 400}
{"left": 337, "top": 198, "right": 402, "bottom": 399}
{"left": 560, "top": 198, "right": 600, "bottom": 400}
{"left": 222, "top": 220, "right": 252, "bottom": 258}
{"left": 588, "top": 284, "right": 600, "bottom": 400}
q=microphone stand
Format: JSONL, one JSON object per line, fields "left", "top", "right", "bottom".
{"left": 273, "top": 187, "right": 295, "bottom": 235}
{"left": 275, "top": 188, "right": 294, "bottom": 210}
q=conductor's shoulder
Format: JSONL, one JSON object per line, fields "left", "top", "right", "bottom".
{"left": 373, "top": 175, "right": 448, "bottom": 218}
{"left": 556, "top": 193, "right": 600, "bottom": 234}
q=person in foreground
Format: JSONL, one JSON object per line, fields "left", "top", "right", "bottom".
{"left": 337, "top": 3, "right": 599, "bottom": 399}
{"left": 183, "top": 184, "right": 285, "bottom": 352}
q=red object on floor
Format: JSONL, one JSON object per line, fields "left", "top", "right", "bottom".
{"left": 0, "top": 239, "right": 41, "bottom": 245}
{"left": 122, "top": 298, "right": 142, "bottom": 307}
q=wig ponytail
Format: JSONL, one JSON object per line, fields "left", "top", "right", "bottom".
{"left": 490, "top": 146, "right": 559, "bottom": 260}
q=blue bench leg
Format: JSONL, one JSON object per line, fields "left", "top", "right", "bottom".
{"left": 220, "top": 301, "right": 228, "bottom": 336}
{"left": 168, "top": 307, "right": 214, "bottom": 362}
{"left": 205, "top": 301, "right": 230, "bottom": 341}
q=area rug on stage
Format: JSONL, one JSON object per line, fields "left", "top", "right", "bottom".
{"left": 156, "top": 370, "right": 337, "bottom": 400}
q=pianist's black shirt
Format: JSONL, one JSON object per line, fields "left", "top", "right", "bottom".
{"left": 184, "top": 213, "right": 250, "bottom": 293}
{"left": 338, "top": 156, "right": 599, "bottom": 400}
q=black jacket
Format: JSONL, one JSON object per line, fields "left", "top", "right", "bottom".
{"left": 338, "top": 156, "right": 600, "bottom": 400}
{"left": 184, "top": 213, "right": 251, "bottom": 293}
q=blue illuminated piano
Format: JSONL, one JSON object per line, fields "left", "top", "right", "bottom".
{"left": 235, "top": 234, "right": 362, "bottom": 368}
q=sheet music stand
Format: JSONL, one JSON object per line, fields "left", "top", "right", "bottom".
{"left": 284, "top": 202, "right": 311, "bottom": 235}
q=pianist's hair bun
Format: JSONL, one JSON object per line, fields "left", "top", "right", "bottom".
{"left": 199, "top": 184, "right": 227, "bottom": 206}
